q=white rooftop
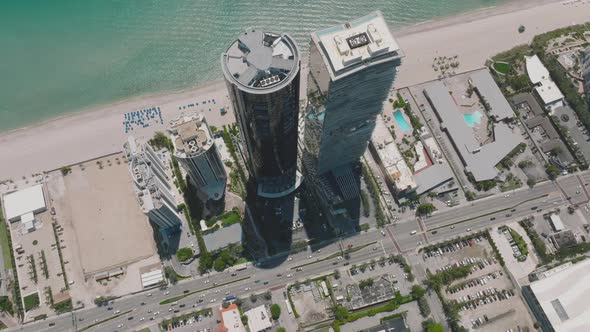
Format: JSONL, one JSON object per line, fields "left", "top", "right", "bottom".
{"left": 535, "top": 80, "right": 565, "bottom": 106}
{"left": 525, "top": 55, "right": 551, "bottom": 85}
{"left": 529, "top": 259, "right": 590, "bottom": 331}
{"left": 550, "top": 214, "right": 565, "bottom": 231}
{"left": 312, "top": 11, "right": 402, "bottom": 80}
{"left": 2, "top": 184, "right": 46, "bottom": 221}
{"left": 245, "top": 305, "right": 273, "bottom": 332}
{"left": 221, "top": 307, "right": 246, "bottom": 332}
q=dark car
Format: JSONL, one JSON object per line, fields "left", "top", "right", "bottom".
{"left": 431, "top": 230, "right": 438, "bottom": 234}
{"left": 128, "top": 317, "right": 134, "bottom": 321}
{"left": 183, "top": 290, "right": 189, "bottom": 294}
{"left": 179, "top": 304, "right": 186, "bottom": 308}
{"left": 490, "top": 217, "right": 496, "bottom": 221}
{"left": 49, "top": 323, "right": 55, "bottom": 327}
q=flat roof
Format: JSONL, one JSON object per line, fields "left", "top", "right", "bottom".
{"left": 244, "top": 305, "right": 272, "bottom": 332}
{"left": 529, "top": 259, "right": 590, "bottom": 331}
{"left": 414, "top": 163, "right": 454, "bottom": 195}
{"left": 371, "top": 117, "right": 416, "bottom": 191}
{"left": 203, "top": 223, "right": 242, "bottom": 252}
{"left": 525, "top": 55, "right": 550, "bottom": 85}
{"left": 169, "top": 113, "right": 215, "bottom": 158}
{"left": 311, "top": 11, "right": 402, "bottom": 81}
{"left": 470, "top": 70, "right": 514, "bottom": 120}
{"left": 535, "top": 80, "right": 564, "bottom": 105}
{"left": 220, "top": 304, "right": 246, "bottom": 332}
{"left": 550, "top": 214, "right": 565, "bottom": 231}
{"left": 424, "top": 81, "right": 520, "bottom": 182}
{"left": 2, "top": 184, "right": 46, "bottom": 221}
{"left": 221, "top": 30, "right": 299, "bottom": 93}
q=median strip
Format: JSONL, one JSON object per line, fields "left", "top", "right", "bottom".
{"left": 159, "top": 276, "right": 250, "bottom": 305}
{"left": 429, "top": 194, "right": 549, "bottom": 231}
{"left": 290, "top": 241, "right": 376, "bottom": 270}
{"left": 78, "top": 309, "right": 133, "bottom": 331}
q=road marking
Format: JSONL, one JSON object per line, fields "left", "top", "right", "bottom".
{"left": 385, "top": 226, "right": 402, "bottom": 253}
{"left": 576, "top": 174, "right": 590, "bottom": 203}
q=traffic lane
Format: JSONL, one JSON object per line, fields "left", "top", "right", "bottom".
{"left": 424, "top": 194, "right": 564, "bottom": 245}
{"left": 559, "top": 175, "right": 587, "bottom": 205}
{"left": 392, "top": 220, "right": 423, "bottom": 252}
{"left": 422, "top": 182, "right": 558, "bottom": 226}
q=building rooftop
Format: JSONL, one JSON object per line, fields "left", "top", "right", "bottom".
{"left": 535, "top": 80, "right": 565, "bottom": 105}
{"left": 244, "top": 305, "right": 272, "bottom": 332}
{"left": 470, "top": 70, "right": 515, "bottom": 121}
{"left": 414, "top": 163, "right": 454, "bottom": 195}
{"left": 2, "top": 184, "right": 46, "bottom": 222}
{"left": 221, "top": 30, "right": 299, "bottom": 93}
{"left": 424, "top": 81, "right": 520, "bottom": 182}
{"left": 311, "top": 11, "right": 402, "bottom": 80}
{"left": 169, "top": 113, "right": 214, "bottom": 158}
{"left": 371, "top": 117, "right": 416, "bottom": 191}
{"left": 525, "top": 55, "right": 551, "bottom": 85}
{"left": 219, "top": 304, "right": 246, "bottom": 332}
{"left": 203, "top": 223, "right": 242, "bottom": 252}
{"left": 528, "top": 258, "right": 590, "bottom": 331}
{"left": 364, "top": 316, "right": 409, "bottom": 332}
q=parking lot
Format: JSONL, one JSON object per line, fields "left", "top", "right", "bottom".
{"left": 420, "top": 233, "right": 535, "bottom": 331}
{"left": 9, "top": 207, "right": 68, "bottom": 322}
{"left": 159, "top": 307, "right": 215, "bottom": 332}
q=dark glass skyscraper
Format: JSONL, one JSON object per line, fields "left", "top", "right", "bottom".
{"left": 221, "top": 30, "right": 301, "bottom": 198}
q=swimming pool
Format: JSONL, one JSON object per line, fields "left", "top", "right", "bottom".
{"left": 393, "top": 109, "right": 411, "bottom": 132}
{"left": 463, "top": 111, "right": 482, "bottom": 127}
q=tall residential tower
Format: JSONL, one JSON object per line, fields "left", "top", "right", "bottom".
{"left": 221, "top": 30, "right": 302, "bottom": 198}
{"left": 303, "top": 11, "right": 403, "bottom": 223}
{"left": 168, "top": 113, "right": 226, "bottom": 202}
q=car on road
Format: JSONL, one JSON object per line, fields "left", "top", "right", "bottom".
{"left": 287, "top": 257, "right": 293, "bottom": 261}
{"left": 210, "top": 299, "right": 216, "bottom": 303}
{"left": 140, "top": 317, "right": 145, "bottom": 321}
{"left": 164, "top": 291, "right": 170, "bottom": 295}
{"left": 490, "top": 217, "right": 496, "bottom": 221}
{"left": 505, "top": 213, "right": 512, "bottom": 217}
{"left": 147, "top": 293, "right": 152, "bottom": 297}
{"left": 117, "top": 324, "right": 123, "bottom": 328}
{"left": 450, "top": 226, "right": 455, "bottom": 229}
{"left": 49, "top": 323, "right": 55, "bottom": 327}
{"left": 114, "top": 310, "right": 120, "bottom": 314}
{"left": 466, "top": 228, "right": 472, "bottom": 232}
{"left": 263, "top": 281, "right": 269, "bottom": 285}
{"left": 287, "top": 274, "right": 293, "bottom": 278}
{"left": 431, "top": 230, "right": 438, "bottom": 234}
{"left": 244, "top": 287, "right": 250, "bottom": 291}
{"left": 381, "top": 230, "right": 386, "bottom": 236}
{"left": 410, "top": 230, "right": 417, "bottom": 235}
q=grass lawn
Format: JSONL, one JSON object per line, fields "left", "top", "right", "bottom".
{"left": 500, "top": 178, "right": 522, "bottom": 192}
{"left": 493, "top": 61, "right": 510, "bottom": 75}
{"left": 0, "top": 216, "right": 13, "bottom": 270}
{"left": 23, "top": 293, "right": 40, "bottom": 311}
{"left": 221, "top": 210, "right": 240, "bottom": 227}
{"left": 135, "top": 329, "right": 150, "bottom": 332}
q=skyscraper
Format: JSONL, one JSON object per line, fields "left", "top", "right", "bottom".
{"left": 221, "top": 30, "right": 302, "bottom": 198}
{"left": 168, "top": 113, "right": 226, "bottom": 202}
{"left": 124, "top": 136, "right": 181, "bottom": 252}
{"left": 303, "top": 11, "right": 403, "bottom": 223}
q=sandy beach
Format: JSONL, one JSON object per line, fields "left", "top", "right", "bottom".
{"left": 2, "top": 0, "right": 590, "bottom": 180}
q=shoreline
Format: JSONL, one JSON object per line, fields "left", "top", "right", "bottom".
{"left": 2, "top": 0, "right": 590, "bottom": 180}
{"left": 0, "top": 0, "right": 554, "bottom": 137}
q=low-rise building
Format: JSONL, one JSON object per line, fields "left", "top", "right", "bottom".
{"left": 244, "top": 305, "right": 272, "bottom": 332}
{"left": 219, "top": 303, "right": 247, "bottom": 332}
{"left": 525, "top": 55, "right": 565, "bottom": 111}
{"left": 522, "top": 259, "right": 590, "bottom": 332}
{"left": 1, "top": 184, "right": 47, "bottom": 232}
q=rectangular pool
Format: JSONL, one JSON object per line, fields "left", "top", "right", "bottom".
{"left": 393, "top": 109, "right": 412, "bottom": 132}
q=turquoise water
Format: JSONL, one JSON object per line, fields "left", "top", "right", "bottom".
{"left": 464, "top": 111, "right": 483, "bottom": 127}
{"left": 0, "top": 0, "right": 510, "bottom": 132}
{"left": 393, "top": 109, "right": 412, "bottom": 132}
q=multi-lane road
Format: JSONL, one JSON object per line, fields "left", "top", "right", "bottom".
{"left": 9, "top": 172, "right": 590, "bottom": 332}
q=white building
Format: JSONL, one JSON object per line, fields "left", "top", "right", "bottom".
{"left": 124, "top": 137, "right": 181, "bottom": 250}
{"left": 1, "top": 184, "right": 47, "bottom": 232}
{"left": 523, "top": 259, "right": 590, "bottom": 332}
{"left": 169, "top": 113, "right": 226, "bottom": 201}
{"left": 244, "top": 305, "right": 272, "bottom": 332}
{"left": 525, "top": 55, "right": 565, "bottom": 111}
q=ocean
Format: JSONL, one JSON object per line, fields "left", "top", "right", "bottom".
{"left": 0, "top": 0, "right": 508, "bottom": 132}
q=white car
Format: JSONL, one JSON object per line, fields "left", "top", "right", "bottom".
{"left": 210, "top": 299, "right": 216, "bottom": 303}
{"left": 244, "top": 287, "right": 250, "bottom": 291}
{"left": 287, "top": 257, "right": 293, "bottom": 261}
{"left": 140, "top": 317, "right": 145, "bottom": 321}
{"left": 147, "top": 293, "right": 152, "bottom": 297}
{"left": 114, "top": 310, "right": 120, "bottom": 314}
{"left": 287, "top": 274, "right": 293, "bottom": 278}
{"left": 164, "top": 291, "right": 170, "bottom": 295}
{"left": 117, "top": 324, "right": 123, "bottom": 328}
{"left": 410, "top": 230, "right": 417, "bottom": 235}
{"left": 381, "top": 230, "right": 386, "bottom": 236}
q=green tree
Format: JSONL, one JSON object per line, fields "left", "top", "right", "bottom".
{"left": 164, "top": 266, "right": 178, "bottom": 284}
{"left": 334, "top": 305, "right": 349, "bottom": 321}
{"left": 277, "top": 328, "right": 286, "bottom": 332}
{"left": 270, "top": 304, "right": 281, "bottom": 320}
{"left": 545, "top": 163, "right": 560, "bottom": 180}
{"left": 411, "top": 285, "right": 426, "bottom": 299}
{"left": 416, "top": 203, "right": 436, "bottom": 216}
{"left": 175, "top": 247, "right": 194, "bottom": 261}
